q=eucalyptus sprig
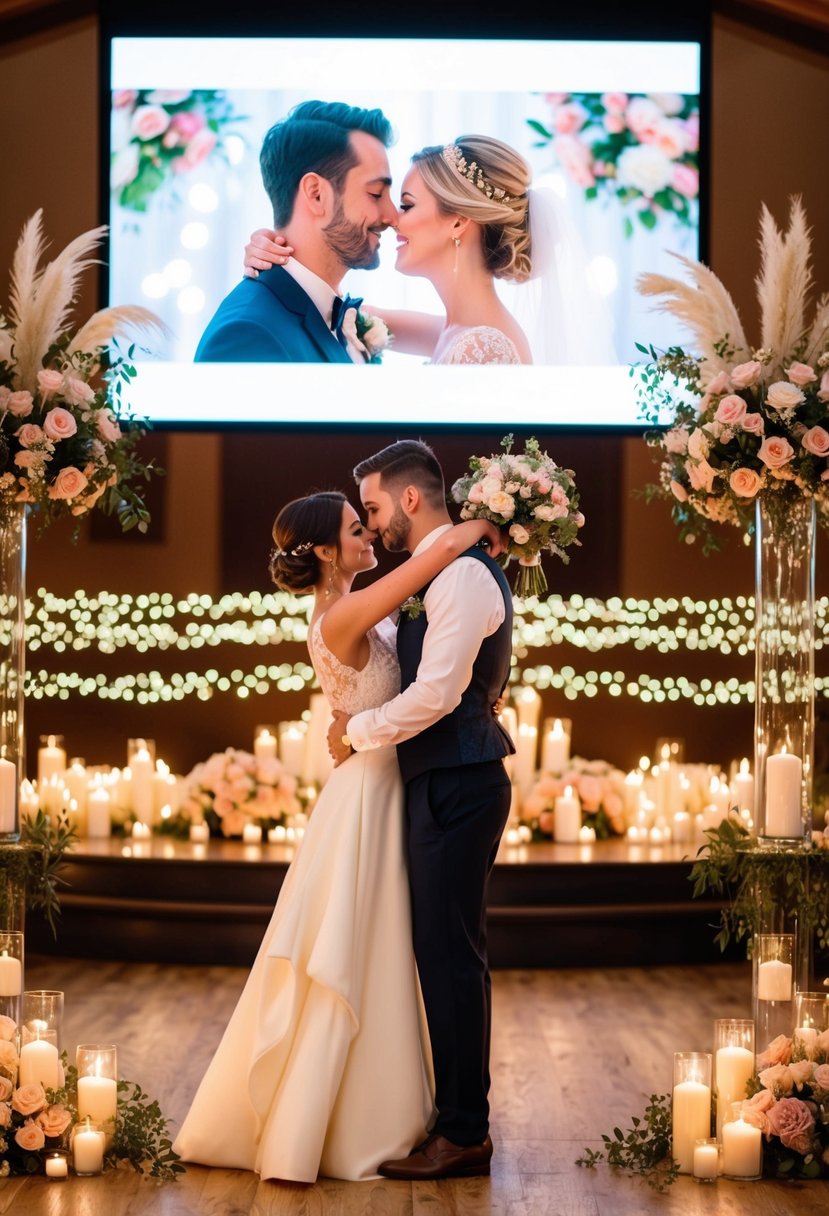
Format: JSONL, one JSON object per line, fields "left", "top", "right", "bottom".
{"left": 576, "top": 1093, "right": 679, "bottom": 1192}
{"left": 0, "top": 809, "right": 76, "bottom": 935}
{"left": 110, "top": 1079, "right": 185, "bottom": 1181}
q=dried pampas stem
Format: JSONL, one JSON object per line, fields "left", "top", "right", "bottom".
{"left": 67, "top": 305, "right": 168, "bottom": 358}
{"left": 756, "top": 196, "right": 812, "bottom": 373}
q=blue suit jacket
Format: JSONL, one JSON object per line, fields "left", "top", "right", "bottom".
{"left": 194, "top": 265, "right": 352, "bottom": 363}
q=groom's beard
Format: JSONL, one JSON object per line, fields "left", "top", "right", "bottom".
{"left": 323, "top": 201, "right": 382, "bottom": 270}
{"left": 380, "top": 503, "right": 411, "bottom": 553}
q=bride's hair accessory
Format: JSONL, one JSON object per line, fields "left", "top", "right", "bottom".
{"left": 442, "top": 144, "right": 512, "bottom": 203}
{"left": 272, "top": 539, "right": 315, "bottom": 558}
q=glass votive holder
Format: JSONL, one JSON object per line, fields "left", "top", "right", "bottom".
{"left": 721, "top": 1101, "right": 762, "bottom": 1180}
{"left": 794, "top": 991, "right": 829, "bottom": 1057}
{"left": 21, "top": 988, "right": 63, "bottom": 1046}
{"left": 692, "top": 1137, "right": 719, "bottom": 1183}
{"left": 714, "top": 1018, "right": 754, "bottom": 1140}
{"left": 0, "top": 931, "right": 24, "bottom": 1024}
{"left": 753, "top": 934, "right": 794, "bottom": 1051}
{"left": 671, "top": 1052, "right": 712, "bottom": 1175}
{"left": 44, "top": 1149, "right": 69, "bottom": 1179}
{"left": 71, "top": 1117, "right": 105, "bottom": 1176}
{"left": 76, "top": 1044, "right": 118, "bottom": 1134}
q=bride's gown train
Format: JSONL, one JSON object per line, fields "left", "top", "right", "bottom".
{"left": 173, "top": 616, "right": 433, "bottom": 1182}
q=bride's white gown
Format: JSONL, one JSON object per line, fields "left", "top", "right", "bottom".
{"left": 435, "top": 326, "right": 521, "bottom": 365}
{"left": 173, "top": 615, "right": 433, "bottom": 1182}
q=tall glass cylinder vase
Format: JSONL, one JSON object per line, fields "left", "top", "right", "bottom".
{"left": 0, "top": 503, "right": 27, "bottom": 842}
{"left": 753, "top": 495, "right": 815, "bottom": 845}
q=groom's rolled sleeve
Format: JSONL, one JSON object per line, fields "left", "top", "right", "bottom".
{"left": 346, "top": 557, "right": 505, "bottom": 751}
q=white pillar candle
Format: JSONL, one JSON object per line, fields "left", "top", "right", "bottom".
{"left": 19, "top": 1037, "right": 59, "bottom": 1089}
{"left": 129, "top": 747, "right": 155, "bottom": 825}
{"left": 87, "top": 786, "right": 112, "bottom": 838}
{"left": 722, "top": 1115, "right": 762, "bottom": 1178}
{"left": 554, "top": 786, "right": 581, "bottom": 844}
{"left": 671, "top": 1080, "right": 711, "bottom": 1174}
{"left": 64, "top": 759, "right": 88, "bottom": 814}
{"left": 715, "top": 1046, "right": 754, "bottom": 1135}
{"left": 189, "top": 822, "right": 210, "bottom": 843}
{"left": 623, "top": 770, "right": 643, "bottom": 819}
{"left": 303, "top": 693, "right": 335, "bottom": 786}
{"left": 693, "top": 1141, "right": 719, "bottom": 1180}
{"left": 253, "top": 728, "right": 277, "bottom": 761}
{"left": 279, "top": 723, "right": 306, "bottom": 778}
{"left": 45, "top": 1152, "right": 68, "bottom": 1178}
{"left": 578, "top": 825, "right": 596, "bottom": 843}
{"left": 77, "top": 1076, "right": 118, "bottom": 1124}
{"left": 72, "top": 1122, "right": 105, "bottom": 1175}
{"left": 764, "top": 751, "right": 802, "bottom": 837}
{"left": 37, "top": 736, "right": 66, "bottom": 786}
{"left": 757, "top": 958, "right": 793, "bottom": 1001}
{"left": 541, "top": 719, "right": 570, "bottom": 773}
{"left": 0, "top": 949, "right": 22, "bottom": 996}
{"left": 514, "top": 724, "right": 538, "bottom": 798}
{"left": 515, "top": 686, "right": 541, "bottom": 731}
{"left": 794, "top": 1025, "right": 819, "bottom": 1053}
{"left": 732, "top": 758, "right": 754, "bottom": 816}
{"left": 0, "top": 756, "right": 16, "bottom": 835}
{"left": 242, "top": 823, "right": 262, "bottom": 844}
{"left": 498, "top": 707, "right": 518, "bottom": 778}
{"left": 672, "top": 810, "right": 691, "bottom": 843}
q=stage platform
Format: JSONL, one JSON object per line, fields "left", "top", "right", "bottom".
{"left": 27, "top": 836, "right": 738, "bottom": 969}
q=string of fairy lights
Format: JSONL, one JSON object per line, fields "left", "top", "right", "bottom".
{"left": 10, "top": 588, "right": 828, "bottom": 706}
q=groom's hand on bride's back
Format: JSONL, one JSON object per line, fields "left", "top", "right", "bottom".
{"left": 243, "top": 228, "right": 293, "bottom": 278}
{"left": 479, "top": 523, "right": 508, "bottom": 560}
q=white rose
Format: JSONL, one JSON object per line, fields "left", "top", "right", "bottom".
{"left": 615, "top": 144, "right": 673, "bottom": 197}
{"left": 480, "top": 476, "right": 503, "bottom": 500}
{"left": 664, "top": 428, "right": 689, "bottom": 454}
{"left": 509, "top": 524, "right": 530, "bottom": 545}
{"left": 766, "top": 381, "right": 805, "bottom": 412}
{"left": 487, "top": 491, "right": 516, "bottom": 519}
{"left": 111, "top": 143, "right": 140, "bottom": 189}
{"left": 362, "top": 316, "right": 390, "bottom": 355}
{"left": 687, "top": 428, "right": 710, "bottom": 460}
{"left": 533, "top": 504, "right": 557, "bottom": 522}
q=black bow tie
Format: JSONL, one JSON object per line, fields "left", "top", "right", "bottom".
{"left": 331, "top": 293, "right": 363, "bottom": 347}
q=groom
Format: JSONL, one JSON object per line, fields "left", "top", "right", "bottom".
{"left": 328, "top": 439, "right": 515, "bottom": 1179}
{"left": 195, "top": 100, "right": 397, "bottom": 362}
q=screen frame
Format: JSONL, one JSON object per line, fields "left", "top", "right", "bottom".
{"left": 98, "top": 2, "right": 712, "bottom": 436}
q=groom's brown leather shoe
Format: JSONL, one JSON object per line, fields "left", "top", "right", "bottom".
{"left": 378, "top": 1134, "right": 493, "bottom": 1179}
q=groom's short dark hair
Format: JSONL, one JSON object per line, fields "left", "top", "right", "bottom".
{"left": 260, "top": 100, "right": 394, "bottom": 227}
{"left": 353, "top": 440, "right": 445, "bottom": 508}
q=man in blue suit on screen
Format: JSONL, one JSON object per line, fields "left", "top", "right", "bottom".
{"left": 194, "top": 100, "right": 397, "bottom": 363}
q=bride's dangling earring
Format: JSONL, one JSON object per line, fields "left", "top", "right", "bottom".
{"left": 453, "top": 236, "right": 461, "bottom": 274}
{"left": 326, "top": 557, "right": 338, "bottom": 599}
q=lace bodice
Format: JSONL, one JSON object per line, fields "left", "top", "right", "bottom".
{"left": 307, "top": 614, "right": 400, "bottom": 716}
{"left": 433, "top": 326, "right": 522, "bottom": 365}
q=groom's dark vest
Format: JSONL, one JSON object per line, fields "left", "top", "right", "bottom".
{"left": 396, "top": 545, "right": 516, "bottom": 785}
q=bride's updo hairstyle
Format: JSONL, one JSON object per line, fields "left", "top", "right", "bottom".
{"left": 270, "top": 491, "right": 346, "bottom": 594}
{"left": 411, "top": 135, "right": 532, "bottom": 283}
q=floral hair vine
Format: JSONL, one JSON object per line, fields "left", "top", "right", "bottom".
{"left": 273, "top": 540, "right": 315, "bottom": 558}
{"left": 441, "top": 144, "right": 512, "bottom": 203}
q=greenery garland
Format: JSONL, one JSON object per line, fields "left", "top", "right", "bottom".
{"left": 0, "top": 810, "right": 75, "bottom": 934}
{"left": 576, "top": 1093, "right": 679, "bottom": 1192}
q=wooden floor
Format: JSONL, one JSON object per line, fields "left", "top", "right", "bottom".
{"left": 3, "top": 957, "right": 828, "bottom": 1215}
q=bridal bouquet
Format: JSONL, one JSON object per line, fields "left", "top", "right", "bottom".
{"left": 450, "top": 434, "right": 583, "bottom": 599}
{"left": 522, "top": 758, "right": 627, "bottom": 839}
{"left": 742, "top": 1031, "right": 829, "bottom": 1180}
{"left": 111, "top": 89, "right": 240, "bottom": 213}
{"left": 636, "top": 198, "right": 829, "bottom": 552}
{"left": 178, "top": 747, "right": 303, "bottom": 838}
{"left": 0, "top": 211, "right": 162, "bottom": 532}
{"left": 528, "top": 92, "right": 699, "bottom": 237}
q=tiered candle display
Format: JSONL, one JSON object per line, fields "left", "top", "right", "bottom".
{"left": 671, "top": 1052, "right": 712, "bottom": 1174}
{"left": 713, "top": 1018, "right": 754, "bottom": 1140}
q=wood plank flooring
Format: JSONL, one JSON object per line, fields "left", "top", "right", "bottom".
{"left": 3, "top": 957, "right": 828, "bottom": 1215}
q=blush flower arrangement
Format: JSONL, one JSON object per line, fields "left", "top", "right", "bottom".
{"left": 528, "top": 92, "right": 699, "bottom": 238}
{"left": 450, "top": 434, "right": 584, "bottom": 600}
{"left": 743, "top": 1030, "right": 829, "bottom": 1180}
{"left": 111, "top": 89, "right": 240, "bottom": 213}
{"left": 522, "top": 758, "right": 627, "bottom": 839}
{"left": 0, "top": 212, "right": 162, "bottom": 532}
{"left": 178, "top": 747, "right": 303, "bottom": 838}
{"left": 635, "top": 198, "right": 829, "bottom": 553}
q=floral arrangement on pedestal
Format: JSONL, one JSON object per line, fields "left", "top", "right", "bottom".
{"left": 451, "top": 434, "right": 583, "bottom": 599}
{"left": 744, "top": 1031, "right": 829, "bottom": 1179}
{"left": 177, "top": 747, "right": 303, "bottom": 838}
{"left": 0, "top": 1033, "right": 183, "bottom": 1180}
{"left": 0, "top": 211, "right": 162, "bottom": 532}
{"left": 111, "top": 89, "right": 241, "bottom": 213}
{"left": 521, "top": 759, "right": 627, "bottom": 839}
{"left": 635, "top": 198, "right": 829, "bottom": 553}
{"left": 528, "top": 92, "right": 699, "bottom": 238}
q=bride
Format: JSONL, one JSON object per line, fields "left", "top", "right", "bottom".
{"left": 246, "top": 134, "right": 613, "bottom": 366}
{"left": 173, "top": 492, "right": 503, "bottom": 1182}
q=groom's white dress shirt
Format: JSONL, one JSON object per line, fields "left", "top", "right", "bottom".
{"left": 282, "top": 257, "right": 363, "bottom": 364}
{"left": 346, "top": 524, "right": 506, "bottom": 750}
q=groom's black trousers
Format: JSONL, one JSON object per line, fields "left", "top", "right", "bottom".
{"left": 405, "top": 759, "right": 512, "bottom": 1146}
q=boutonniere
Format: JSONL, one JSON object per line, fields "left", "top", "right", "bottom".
{"left": 342, "top": 308, "right": 392, "bottom": 364}
{"left": 399, "top": 595, "right": 425, "bottom": 620}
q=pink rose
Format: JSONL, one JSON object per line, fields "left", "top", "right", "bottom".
{"left": 818, "top": 371, "right": 829, "bottom": 404}
{"left": 170, "top": 111, "right": 205, "bottom": 141}
{"left": 729, "top": 467, "right": 762, "bottom": 497}
{"left": 802, "top": 425, "right": 829, "bottom": 456}
{"left": 741, "top": 412, "right": 765, "bottom": 435}
{"left": 553, "top": 102, "right": 588, "bottom": 135}
{"left": 61, "top": 375, "right": 95, "bottom": 406}
{"left": 0, "top": 1102, "right": 10, "bottom": 1128}
{"left": 765, "top": 1096, "right": 815, "bottom": 1155}
{"left": 683, "top": 113, "right": 700, "bottom": 151}
{"left": 14, "top": 1118, "right": 46, "bottom": 1152}
{"left": 758, "top": 436, "right": 795, "bottom": 469}
{"left": 654, "top": 119, "right": 687, "bottom": 159}
{"left": 604, "top": 113, "right": 626, "bottom": 135}
{"left": 15, "top": 423, "right": 44, "bottom": 448}
{"left": 706, "top": 370, "right": 732, "bottom": 396}
{"left": 759, "top": 1063, "right": 793, "bottom": 1094}
{"left": 813, "top": 1064, "right": 829, "bottom": 1091}
{"left": 0, "top": 1076, "right": 12, "bottom": 1101}
{"left": 7, "top": 390, "right": 33, "bottom": 417}
{"left": 42, "top": 407, "right": 78, "bottom": 442}
{"left": 742, "top": 1088, "right": 775, "bottom": 1131}
{"left": 130, "top": 104, "right": 170, "bottom": 141}
{"left": 757, "top": 1033, "right": 793, "bottom": 1069}
{"left": 670, "top": 163, "right": 698, "bottom": 198}
{"left": 686, "top": 459, "right": 716, "bottom": 493}
{"left": 0, "top": 1015, "right": 15, "bottom": 1042}
{"left": 37, "top": 368, "right": 64, "bottom": 399}
{"left": 786, "top": 361, "right": 817, "bottom": 387}
{"left": 36, "top": 1102, "right": 72, "bottom": 1138}
{"left": 554, "top": 135, "right": 595, "bottom": 189}
{"left": 731, "top": 360, "right": 763, "bottom": 389}
{"left": 509, "top": 524, "right": 530, "bottom": 545}
{"left": 664, "top": 428, "right": 688, "bottom": 454}
{"left": 626, "top": 96, "right": 662, "bottom": 139}
{"left": 670, "top": 479, "right": 688, "bottom": 502}
{"left": 602, "top": 92, "right": 628, "bottom": 114}
{"left": 145, "top": 89, "right": 192, "bottom": 105}
{"left": 789, "top": 1060, "right": 814, "bottom": 1090}
{"left": 113, "top": 89, "right": 138, "bottom": 109}
{"left": 573, "top": 511, "right": 585, "bottom": 528}
{"left": 47, "top": 465, "right": 89, "bottom": 501}
{"left": 173, "top": 127, "right": 217, "bottom": 172}
{"left": 96, "top": 409, "right": 122, "bottom": 443}
{"left": 715, "top": 394, "right": 747, "bottom": 426}
{"left": 12, "top": 1083, "right": 47, "bottom": 1117}
{"left": 467, "top": 482, "right": 485, "bottom": 504}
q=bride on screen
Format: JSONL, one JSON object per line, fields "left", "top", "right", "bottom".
{"left": 245, "top": 134, "right": 615, "bottom": 367}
